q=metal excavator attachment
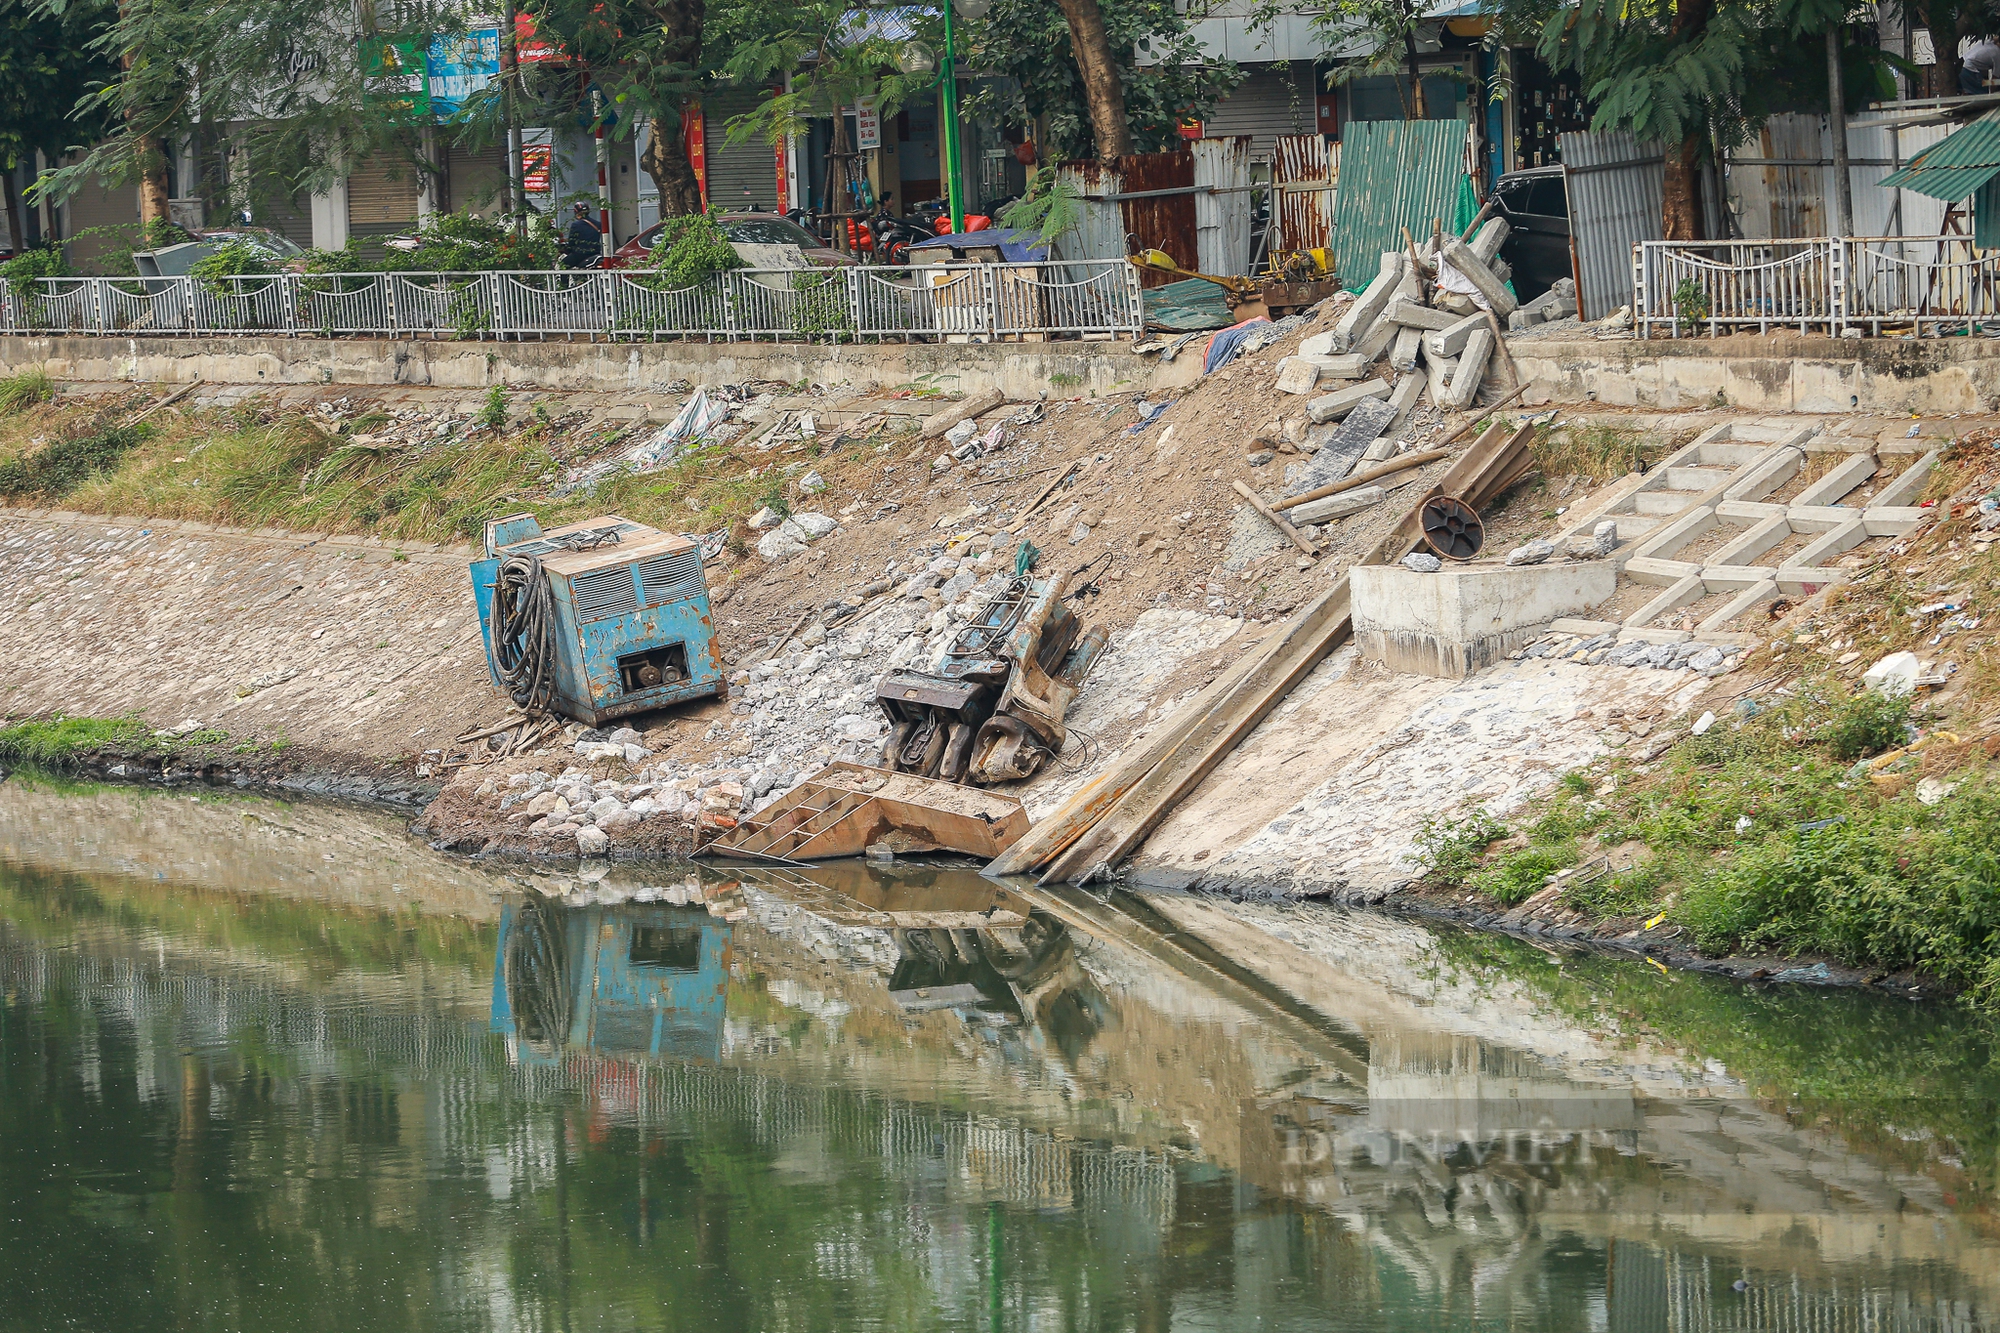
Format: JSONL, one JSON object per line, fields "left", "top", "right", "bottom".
{"left": 875, "top": 571, "right": 1108, "bottom": 787}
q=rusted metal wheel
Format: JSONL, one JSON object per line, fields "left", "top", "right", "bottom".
{"left": 1420, "top": 495, "right": 1484, "bottom": 561}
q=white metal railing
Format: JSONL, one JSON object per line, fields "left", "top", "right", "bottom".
{"left": 0, "top": 262, "right": 1143, "bottom": 342}
{"left": 1840, "top": 235, "right": 2000, "bottom": 335}
{"left": 1636, "top": 236, "right": 2000, "bottom": 337}
{"left": 1635, "top": 239, "right": 1841, "bottom": 337}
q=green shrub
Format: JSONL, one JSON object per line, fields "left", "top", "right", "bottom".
{"left": 1678, "top": 778, "right": 2000, "bottom": 1000}
{"left": 1819, "top": 688, "right": 1913, "bottom": 762}
{"left": 0, "top": 245, "right": 69, "bottom": 297}
{"left": 642, "top": 212, "right": 746, "bottom": 289}
{"left": 1411, "top": 806, "right": 1507, "bottom": 886}
{"left": 0, "top": 422, "right": 148, "bottom": 499}
{"left": 188, "top": 239, "right": 279, "bottom": 294}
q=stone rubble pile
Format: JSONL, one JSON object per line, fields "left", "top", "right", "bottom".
{"left": 1511, "top": 631, "right": 1748, "bottom": 675}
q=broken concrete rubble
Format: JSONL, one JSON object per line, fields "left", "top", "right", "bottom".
{"left": 1306, "top": 378, "right": 1393, "bottom": 424}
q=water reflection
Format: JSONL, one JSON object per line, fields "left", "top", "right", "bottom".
{"left": 1, "top": 777, "right": 1997, "bottom": 1332}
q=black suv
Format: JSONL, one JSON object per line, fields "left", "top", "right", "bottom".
{"left": 1488, "top": 166, "right": 1572, "bottom": 305}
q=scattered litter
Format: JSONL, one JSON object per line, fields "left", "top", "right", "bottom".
{"left": 1691, "top": 711, "right": 1716, "bottom": 735}
{"left": 1127, "top": 401, "right": 1171, "bottom": 434}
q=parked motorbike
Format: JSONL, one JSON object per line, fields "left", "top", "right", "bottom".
{"left": 866, "top": 196, "right": 934, "bottom": 265}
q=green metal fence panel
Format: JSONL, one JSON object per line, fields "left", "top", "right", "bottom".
{"left": 1329, "top": 118, "right": 1470, "bottom": 293}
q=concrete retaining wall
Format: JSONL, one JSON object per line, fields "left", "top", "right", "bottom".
{"left": 1514, "top": 333, "right": 2000, "bottom": 414}
{"left": 1351, "top": 562, "right": 1618, "bottom": 678}
{"left": 0, "top": 333, "right": 1171, "bottom": 399}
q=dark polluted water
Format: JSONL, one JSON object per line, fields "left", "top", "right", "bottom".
{"left": 1, "top": 777, "right": 1996, "bottom": 1332}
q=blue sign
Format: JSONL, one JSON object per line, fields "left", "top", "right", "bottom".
{"left": 426, "top": 28, "right": 500, "bottom": 118}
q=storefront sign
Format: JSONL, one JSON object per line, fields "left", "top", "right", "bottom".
{"left": 855, "top": 97, "right": 881, "bottom": 151}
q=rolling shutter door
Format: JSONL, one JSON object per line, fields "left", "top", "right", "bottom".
{"left": 1202, "top": 65, "right": 1318, "bottom": 165}
{"left": 446, "top": 141, "right": 508, "bottom": 215}
{"left": 62, "top": 174, "right": 138, "bottom": 270}
{"left": 703, "top": 87, "right": 776, "bottom": 213}
{"left": 346, "top": 164, "right": 421, "bottom": 237}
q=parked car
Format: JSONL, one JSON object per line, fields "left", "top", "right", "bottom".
{"left": 1487, "top": 166, "right": 1573, "bottom": 305}
{"left": 605, "top": 212, "right": 858, "bottom": 270}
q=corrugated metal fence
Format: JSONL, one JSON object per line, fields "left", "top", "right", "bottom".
{"left": 1054, "top": 140, "right": 1259, "bottom": 277}
{"left": 1270, "top": 133, "right": 1337, "bottom": 262}
{"left": 1328, "top": 118, "right": 1468, "bottom": 294}
{"left": 1191, "top": 136, "right": 1253, "bottom": 278}
{"left": 1558, "top": 130, "right": 1665, "bottom": 320}
{"left": 1725, "top": 113, "right": 1954, "bottom": 239}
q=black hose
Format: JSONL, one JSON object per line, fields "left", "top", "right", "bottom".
{"left": 493, "top": 553, "right": 557, "bottom": 714}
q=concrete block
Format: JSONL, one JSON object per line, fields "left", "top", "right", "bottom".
{"left": 1352, "top": 313, "right": 1398, "bottom": 363}
{"left": 1441, "top": 236, "right": 1518, "bottom": 316}
{"left": 1508, "top": 306, "right": 1546, "bottom": 332}
{"left": 1786, "top": 505, "right": 1857, "bottom": 532}
{"left": 1274, "top": 357, "right": 1322, "bottom": 395}
{"left": 1775, "top": 567, "right": 1847, "bottom": 596}
{"left": 1715, "top": 499, "right": 1789, "bottom": 522}
{"left": 1696, "top": 579, "right": 1778, "bottom": 634}
{"left": 1709, "top": 514, "right": 1790, "bottom": 566}
{"left": 1790, "top": 516, "right": 1867, "bottom": 566}
{"left": 1351, "top": 561, "right": 1617, "bottom": 678}
{"left": 1422, "top": 345, "right": 1457, "bottom": 406}
{"left": 1548, "top": 617, "right": 1621, "bottom": 636}
{"left": 1299, "top": 331, "right": 1336, "bottom": 358}
{"left": 1873, "top": 449, "right": 1942, "bottom": 506}
{"left": 1361, "top": 436, "right": 1398, "bottom": 462}
{"left": 1626, "top": 575, "right": 1707, "bottom": 628}
{"left": 1424, "top": 312, "right": 1486, "bottom": 359}
{"left": 1443, "top": 329, "right": 1493, "bottom": 410}
{"left": 1306, "top": 378, "right": 1393, "bottom": 423}
{"left": 1312, "top": 352, "right": 1377, "bottom": 380}
{"left": 1489, "top": 256, "right": 1514, "bottom": 285}
{"left": 1288, "top": 484, "right": 1386, "bottom": 524}
{"left": 1389, "top": 324, "right": 1424, "bottom": 374}
{"left": 1792, "top": 452, "right": 1879, "bottom": 506}
{"left": 1382, "top": 296, "right": 1459, "bottom": 331}
{"left": 1470, "top": 217, "right": 1511, "bottom": 264}
{"left": 1632, "top": 505, "right": 1716, "bottom": 561}
{"left": 1863, "top": 506, "right": 1928, "bottom": 537}
{"left": 1623, "top": 555, "right": 1703, "bottom": 586}
{"left": 1617, "top": 625, "right": 1694, "bottom": 645}
{"left": 1384, "top": 372, "right": 1425, "bottom": 435}
{"left": 1331, "top": 253, "right": 1404, "bottom": 353}
{"left": 1699, "top": 565, "right": 1778, "bottom": 592}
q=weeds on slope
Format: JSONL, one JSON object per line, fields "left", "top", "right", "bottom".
{"left": 0, "top": 716, "right": 151, "bottom": 769}
{"left": 0, "top": 394, "right": 861, "bottom": 545}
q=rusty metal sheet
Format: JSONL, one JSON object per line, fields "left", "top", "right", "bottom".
{"left": 1108, "top": 151, "right": 1198, "bottom": 288}
{"left": 703, "top": 762, "right": 1029, "bottom": 861}
{"left": 1271, "top": 134, "right": 1336, "bottom": 262}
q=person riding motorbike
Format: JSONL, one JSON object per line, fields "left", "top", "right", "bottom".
{"left": 562, "top": 203, "right": 602, "bottom": 269}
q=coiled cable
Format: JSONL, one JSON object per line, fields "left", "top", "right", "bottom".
{"left": 493, "top": 553, "right": 557, "bottom": 714}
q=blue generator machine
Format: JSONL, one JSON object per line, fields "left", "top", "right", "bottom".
{"left": 471, "top": 512, "right": 727, "bottom": 726}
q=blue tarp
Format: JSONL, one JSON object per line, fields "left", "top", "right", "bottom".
{"left": 907, "top": 228, "right": 1049, "bottom": 264}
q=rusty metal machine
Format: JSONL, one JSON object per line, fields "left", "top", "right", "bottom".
{"left": 875, "top": 571, "right": 1107, "bottom": 786}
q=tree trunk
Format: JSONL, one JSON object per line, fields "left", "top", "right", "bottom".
{"left": 637, "top": 0, "right": 706, "bottom": 215}
{"left": 1661, "top": 0, "right": 1713, "bottom": 240}
{"left": 136, "top": 137, "right": 170, "bottom": 225}
{"left": 1405, "top": 31, "right": 1428, "bottom": 119}
{"left": 1663, "top": 134, "right": 1706, "bottom": 240}
{"left": 1053, "top": 0, "right": 1131, "bottom": 161}
{"left": 642, "top": 113, "right": 704, "bottom": 218}
{"left": 1, "top": 170, "right": 24, "bottom": 252}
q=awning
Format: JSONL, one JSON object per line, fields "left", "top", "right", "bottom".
{"left": 1876, "top": 107, "right": 2000, "bottom": 245}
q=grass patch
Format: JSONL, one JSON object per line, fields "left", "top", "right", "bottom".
{"left": 1426, "top": 663, "right": 2000, "bottom": 1000}
{"left": 0, "top": 716, "right": 150, "bottom": 769}
{"left": 0, "top": 394, "right": 829, "bottom": 547}
{"left": 1531, "top": 422, "right": 1663, "bottom": 483}
{"left": 0, "top": 367, "right": 55, "bottom": 413}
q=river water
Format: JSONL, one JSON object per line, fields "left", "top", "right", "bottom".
{"left": 1, "top": 777, "right": 1995, "bottom": 1333}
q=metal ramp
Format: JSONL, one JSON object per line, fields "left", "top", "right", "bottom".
{"left": 700, "top": 762, "right": 1031, "bottom": 862}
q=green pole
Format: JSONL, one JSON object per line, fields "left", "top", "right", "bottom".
{"left": 941, "top": 0, "right": 965, "bottom": 233}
